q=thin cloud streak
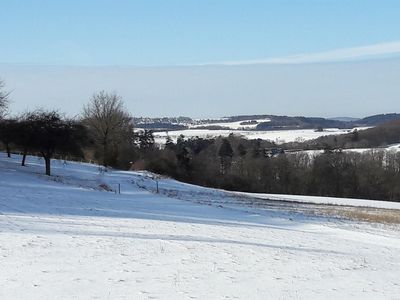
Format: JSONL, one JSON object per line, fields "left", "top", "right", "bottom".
{"left": 2, "top": 57, "right": 400, "bottom": 119}
{"left": 205, "top": 41, "right": 400, "bottom": 66}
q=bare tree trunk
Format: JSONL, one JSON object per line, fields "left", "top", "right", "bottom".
{"left": 239, "top": 158, "right": 244, "bottom": 176}
{"left": 21, "top": 148, "right": 27, "bottom": 166}
{"left": 103, "top": 140, "right": 108, "bottom": 167}
{"left": 44, "top": 156, "right": 51, "bottom": 176}
{"left": 6, "top": 143, "right": 10, "bottom": 157}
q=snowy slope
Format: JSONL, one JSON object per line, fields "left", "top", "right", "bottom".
{"left": 190, "top": 118, "right": 271, "bottom": 130}
{"left": 0, "top": 153, "right": 400, "bottom": 299}
{"left": 241, "top": 192, "right": 400, "bottom": 210}
{"left": 153, "top": 127, "right": 368, "bottom": 145}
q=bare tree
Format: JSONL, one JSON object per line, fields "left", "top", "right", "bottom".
{"left": 0, "top": 118, "right": 17, "bottom": 157}
{"left": 13, "top": 114, "right": 34, "bottom": 166}
{"left": 25, "top": 110, "right": 86, "bottom": 175}
{"left": 83, "top": 91, "right": 133, "bottom": 167}
{"left": 0, "top": 79, "right": 10, "bottom": 119}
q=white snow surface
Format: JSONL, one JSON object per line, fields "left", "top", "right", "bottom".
{"left": 154, "top": 127, "right": 368, "bottom": 145}
{"left": 1, "top": 153, "right": 400, "bottom": 299}
{"left": 190, "top": 118, "right": 271, "bottom": 130}
{"left": 298, "top": 144, "right": 400, "bottom": 159}
{"left": 239, "top": 193, "right": 400, "bottom": 210}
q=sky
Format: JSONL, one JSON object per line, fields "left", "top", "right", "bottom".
{"left": 0, "top": 0, "right": 400, "bottom": 117}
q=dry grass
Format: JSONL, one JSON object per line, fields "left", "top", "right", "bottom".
{"left": 322, "top": 206, "right": 400, "bottom": 224}
{"left": 243, "top": 195, "right": 400, "bottom": 225}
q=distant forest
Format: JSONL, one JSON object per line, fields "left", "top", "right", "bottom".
{"left": 1, "top": 80, "right": 400, "bottom": 202}
{"left": 134, "top": 113, "right": 400, "bottom": 131}
{"left": 140, "top": 122, "right": 400, "bottom": 202}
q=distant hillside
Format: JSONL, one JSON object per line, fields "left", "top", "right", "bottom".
{"left": 134, "top": 113, "right": 400, "bottom": 131}
{"left": 210, "top": 113, "right": 400, "bottom": 130}
{"left": 287, "top": 120, "right": 400, "bottom": 150}
{"left": 354, "top": 113, "right": 400, "bottom": 126}
{"left": 328, "top": 117, "right": 360, "bottom": 122}
{"left": 134, "top": 116, "right": 191, "bottom": 131}
{"left": 255, "top": 116, "right": 349, "bottom": 130}
{"left": 136, "top": 123, "right": 187, "bottom": 131}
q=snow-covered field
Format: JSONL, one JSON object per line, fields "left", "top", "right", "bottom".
{"left": 343, "top": 143, "right": 400, "bottom": 154}
{"left": 298, "top": 143, "right": 400, "bottom": 158}
{"left": 190, "top": 118, "right": 271, "bottom": 130}
{"left": 153, "top": 127, "right": 368, "bottom": 145}
{"left": 1, "top": 153, "right": 400, "bottom": 299}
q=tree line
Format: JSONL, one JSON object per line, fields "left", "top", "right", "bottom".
{"left": 142, "top": 135, "right": 400, "bottom": 202}
{"left": 1, "top": 78, "right": 399, "bottom": 201}
{"left": 0, "top": 80, "right": 137, "bottom": 175}
{"left": 283, "top": 120, "right": 400, "bottom": 150}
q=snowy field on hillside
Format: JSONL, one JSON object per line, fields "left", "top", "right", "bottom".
{"left": 239, "top": 192, "right": 400, "bottom": 210}
{"left": 1, "top": 153, "right": 400, "bottom": 299}
{"left": 190, "top": 118, "right": 271, "bottom": 130}
{"left": 297, "top": 143, "right": 400, "bottom": 158}
{"left": 152, "top": 127, "right": 368, "bottom": 145}
{"left": 343, "top": 143, "right": 400, "bottom": 154}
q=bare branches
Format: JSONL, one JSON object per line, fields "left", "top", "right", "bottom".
{"left": 83, "top": 91, "right": 134, "bottom": 166}
{"left": 0, "top": 79, "right": 10, "bottom": 119}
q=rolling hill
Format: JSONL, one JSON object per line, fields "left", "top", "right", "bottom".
{"left": 0, "top": 153, "right": 399, "bottom": 299}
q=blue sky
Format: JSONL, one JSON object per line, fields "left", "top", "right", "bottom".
{"left": 1, "top": 1, "right": 400, "bottom": 118}
{"left": 1, "top": 0, "right": 400, "bottom": 66}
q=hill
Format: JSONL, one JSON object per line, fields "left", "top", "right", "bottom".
{"left": 0, "top": 153, "right": 400, "bottom": 299}
{"left": 356, "top": 113, "right": 400, "bottom": 126}
{"left": 135, "top": 113, "right": 400, "bottom": 132}
{"left": 296, "top": 120, "right": 400, "bottom": 149}
{"left": 328, "top": 117, "right": 360, "bottom": 122}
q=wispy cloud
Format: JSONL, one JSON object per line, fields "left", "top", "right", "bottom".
{"left": 206, "top": 41, "right": 400, "bottom": 65}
